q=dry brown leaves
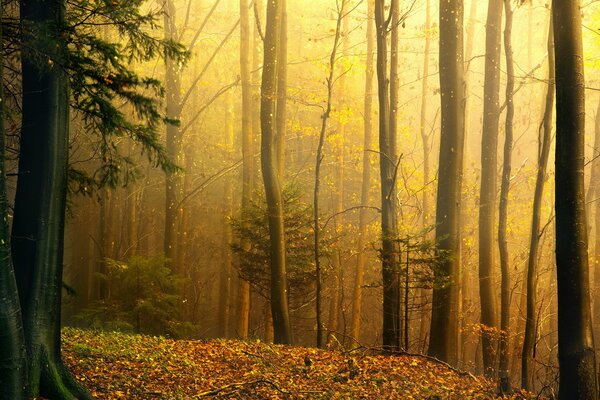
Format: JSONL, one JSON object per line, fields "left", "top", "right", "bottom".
{"left": 62, "top": 328, "right": 534, "bottom": 399}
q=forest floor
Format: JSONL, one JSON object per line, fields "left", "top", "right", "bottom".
{"left": 62, "top": 328, "right": 535, "bottom": 399}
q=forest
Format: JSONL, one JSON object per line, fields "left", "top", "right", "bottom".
{"left": 0, "top": 0, "right": 599, "bottom": 398}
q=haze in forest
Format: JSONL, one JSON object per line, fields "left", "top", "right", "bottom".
{"left": 2, "top": 0, "right": 600, "bottom": 398}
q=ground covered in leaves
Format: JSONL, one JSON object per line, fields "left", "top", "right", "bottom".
{"left": 62, "top": 328, "right": 532, "bottom": 399}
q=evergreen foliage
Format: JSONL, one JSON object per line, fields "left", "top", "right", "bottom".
{"left": 2, "top": 0, "right": 187, "bottom": 193}
{"left": 77, "top": 255, "right": 195, "bottom": 338}
{"left": 231, "top": 185, "right": 328, "bottom": 308}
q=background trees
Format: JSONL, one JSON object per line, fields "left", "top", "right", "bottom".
{"left": 3, "top": 0, "right": 600, "bottom": 396}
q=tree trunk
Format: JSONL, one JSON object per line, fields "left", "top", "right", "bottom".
{"left": 218, "top": 95, "right": 235, "bottom": 338}
{"left": 428, "top": 0, "right": 464, "bottom": 365}
{"left": 458, "top": 0, "right": 477, "bottom": 368}
{"left": 237, "top": 0, "right": 254, "bottom": 340}
{"left": 522, "top": 17, "right": 554, "bottom": 392}
{"left": 164, "top": 0, "right": 183, "bottom": 271}
{"left": 417, "top": 0, "right": 432, "bottom": 353}
{"left": 478, "top": 0, "right": 503, "bottom": 377}
{"left": 553, "top": 0, "right": 598, "bottom": 397}
{"left": 497, "top": 0, "right": 514, "bottom": 390}
{"left": 375, "top": 0, "right": 401, "bottom": 352}
{"left": 261, "top": 0, "right": 291, "bottom": 345}
{"left": 11, "top": 1, "right": 91, "bottom": 397}
{"left": 351, "top": 0, "right": 375, "bottom": 346}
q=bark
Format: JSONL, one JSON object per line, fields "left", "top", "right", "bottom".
{"left": 553, "top": 1, "right": 598, "bottom": 398}
{"left": 478, "top": 0, "right": 503, "bottom": 377}
{"left": 351, "top": 0, "right": 375, "bottom": 345}
{"left": 428, "top": 0, "right": 464, "bottom": 365}
{"left": 497, "top": 0, "right": 514, "bottom": 390}
{"left": 261, "top": 0, "right": 292, "bottom": 345}
{"left": 375, "top": 0, "right": 401, "bottom": 352}
{"left": 237, "top": 0, "right": 254, "bottom": 340}
{"left": 11, "top": 2, "right": 92, "bottom": 397}
{"left": 522, "top": 18, "right": 554, "bottom": 392}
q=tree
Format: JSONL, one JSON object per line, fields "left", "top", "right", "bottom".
{"left": 2, "top": 1, "right": 183, "bottom": 396}
{"left": 163, "top": 0, "right": 183, "bottom": 269}
{"left": 375, "top": 0, "right": 401, "bottom": 351}
{"left": 552, "top": 0, "right": 598, "bottom": 397}
{"left": 238, "top": 0, "right": 254, "bottom": 340}
{"left": 10, "top": 1, "right": 92, "bottom": 397}
{"left": 522, "top": 16, "right": 554, "bottom": 392}
{"left": 261, "top": 0, "right": 292, "bottom": 345}
{"left": 478, "top": 0, "right": 503, "bottom": 377}
{"left": 428, "top": 0, "right": 464, "bottom": 365}
{"left": 497, "top": 0, "right": 514, "bottom": 390}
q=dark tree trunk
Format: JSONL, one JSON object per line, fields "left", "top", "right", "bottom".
{"left": 261, "top": 0, "right": 292, "bottom": 345}
{"left": 375, "top": 0, "right": 401, "bottom": 352}
{"left": 478, "top": 0, "right": 503, "bottom": 377}
{"left": 497, "top": 0, "right": 514, "bottom": 390}
{"left": 11, "top": 1, "right": 91, "bottom": 397}
{"left": 428, "top": 0, "right": 464, "bottom": 365}
{"left": 553, "top": 0, "right": 598, "bottom": 398}
{"left": 522, "top": 18, "right": 554, "bottom": 392}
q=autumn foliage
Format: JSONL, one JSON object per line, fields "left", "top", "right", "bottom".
{"left": 62, "top": 328, "right": 535, "bottom": 399}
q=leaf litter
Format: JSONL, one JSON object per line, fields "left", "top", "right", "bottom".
{"left": 62, "top": 328, "right": 536, "bottom": 399}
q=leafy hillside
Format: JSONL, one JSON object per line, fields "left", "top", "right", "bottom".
{"left": 62, "top": 328, "right": 531, "bottom": 399}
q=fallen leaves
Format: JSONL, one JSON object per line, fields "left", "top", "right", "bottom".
{"left": 62, "top": 328, "right": 535, "bottom": 399}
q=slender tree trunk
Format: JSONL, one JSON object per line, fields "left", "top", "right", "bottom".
{"left": 497, "top": 0, "right": 514, "bottom": 390}
{"left": 237, "top": 0, "right": 254, "bottom": 340}
{"left": 261, "top": 0, "right": 291, "bottom": 345}
{"left": 219, "top": 95, "right": 235, "bottom": 338}
{"left": 351, "top": 0, "right": 375, "bottom": 345}
{"left": 553, "top": 0, "right": 598, "bottom": 397}
{"left": 375, "top": 0, "right": 401, "bottom": 352}
{"left": 478, "top": 0, "right": 503, "bottom": 377}
{"left": 164, "top": 0, "right": 183, "bottom": 271}
{"left": 522, "top": 19, "right": 554, "bottom": 392}
{"left": 428, "top": 0, "right": 464, "bottom": 365}
{"left": 458, "top": 0, "right": 477, "bottom": 368}
{"left": 12, "top": 1, "right": 91, "bottom": 397}
{"left": 417, "top": 0, "right": 432, "bottom": 352}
